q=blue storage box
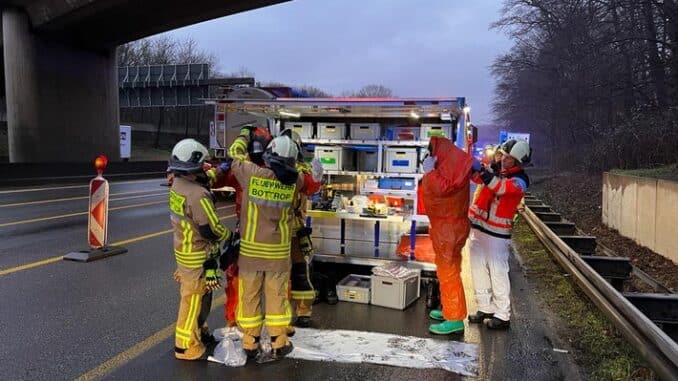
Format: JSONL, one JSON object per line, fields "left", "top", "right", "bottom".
{"left": 378, "top": 178, "right": 416, "bottom": 190}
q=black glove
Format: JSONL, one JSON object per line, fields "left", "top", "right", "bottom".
{"left": 479, "top": 168, "right": 495, "bottom": 185}
{"left": 203, "top": 258, "right": 221, "bottom": 291}
{"left": 219, "top": 232, "right": 240, "bottom": 270}
{"left": 297, "top": 227, "right": 314, "bottom": 258}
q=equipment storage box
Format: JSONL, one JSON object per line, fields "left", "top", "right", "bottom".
{"left": 371, "top": 271, "right": 421, "bottom": 310}
{"left": 315, "top": 146, "right": 354, "bottom": 171}
{"left": 384, "top": 147, "right": 418, "bottom": 173}
{"left": 357, "top": 149, "right": 379, "bottom": 172}
{"left": 378, "top": 177, "right": 416, "bottom": 190}
{"left": 336, "top": 274, "right": 371, "bottom": 304}
{"left": 350, "top": 123, "right": 380, "bottom": 140}
{"left": 318, "top": 122, "right": 347, "bottom": 140}
{"left": 284, "top": 122, "right": 314, "bottom": 139}
{"left": 420, "top": 123, "right": 453, "bottom": 141}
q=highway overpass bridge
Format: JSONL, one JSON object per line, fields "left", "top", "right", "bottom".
{"left": 0, "top": 0, "right": 289, "bottom": 162}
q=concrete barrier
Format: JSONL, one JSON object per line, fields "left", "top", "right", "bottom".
{"left": 602, "top": 173, "right": 677, "bottom": 264}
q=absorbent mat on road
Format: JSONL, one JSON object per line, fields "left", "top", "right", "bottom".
{"left": 287, "top": 328, "right": 478, "bottom": 376}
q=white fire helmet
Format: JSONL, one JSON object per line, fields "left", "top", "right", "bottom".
{"left": 500, "top": 139, "right": 531, "bottom": 164}
{"left": 168, "top": 138, "right": 209, "bottom": 173}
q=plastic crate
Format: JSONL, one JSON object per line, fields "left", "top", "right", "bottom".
{"left": 370, "top": 271, "right": 421, "bottom": 310}
{"left": 350, "top": 123, "right": 380, "bottom": 140}
{"left": 384, "top": 147, "right": 418, "bottom": 173}
{"left": 318, "top": 123, "right": 347, "bottom": 140}
{"left": 284, "top": 122, "right": 314, "bottom": 139}
{"left": 357, "top": 150, "right": 379, "bottom": 172}
{"left": 420, "top": 124, "right": 453, "bottom": 141}
{"left": 377, "top": 177, "right": 416, "bottom": 190}
{"left": 336, "top": 274, "right": 371, "bottom": 304}
{"left": 314, "top": 146, "right": 355, "bottom": 171}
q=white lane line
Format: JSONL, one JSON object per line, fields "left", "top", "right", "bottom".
{"left": 0, "top": 189, "right": 169, "bottom": 208}
{"left": 0, "top": 178, "right": 165, "bottom": 194}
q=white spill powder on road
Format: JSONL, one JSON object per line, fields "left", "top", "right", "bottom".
{"left": 287, "top": 328, "right": 478, "bottom": 376}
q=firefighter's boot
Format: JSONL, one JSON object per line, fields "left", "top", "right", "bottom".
{"left": 271, "top": 335, "right": 294, "bottom": 360}
{"left": 175, "top": 344, "right": 207, "bottom": 361}
{"left": 429, "top": 309, "right": 444, "bottom": 321}
{"left": 242, "top": 335, "right": 261, "bottom": 359}
{"left": 429, "top": 320, "right": 465, "bottom": 335}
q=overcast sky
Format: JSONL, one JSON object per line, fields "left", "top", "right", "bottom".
{"left": 165, "top": 0, "right": 512, "bottom": 125}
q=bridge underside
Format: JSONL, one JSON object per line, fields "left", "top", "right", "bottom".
{"left": 1, "top": 0, "right": 288, "bottom": 162}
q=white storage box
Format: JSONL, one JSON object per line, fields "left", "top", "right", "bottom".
{"left": 384, "top": 147, "right": 418, "bottom": 173}
{"left": 357, "top": 150, "right": 379, "bottom": 172}
{"left": 284, "top": 122, "right": 314, "bottom": 139}
{"left": 420, "top": 123, "right": 453, "bottom": 141}
{"left": 336, "top": 274, "right": 371, "bottom": 304}
{"left": 370, "top": 271, "right": 421, "bottom": 310}
{"left": 315, "top": 146, "right": 354, "bottom": 171}
{"left": 318, "top": 123, "right": 347, "bottom": 140}
{"left": 350, "top": 123, "right": 380, "bottom": 140}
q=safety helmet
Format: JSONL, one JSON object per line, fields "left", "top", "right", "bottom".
{"left": 500, "top": 139, "right": 531, "bottom": 164}
{"left": 168, "top": 138, "right": 209, "bottom": 173}
{"left": 266, "top": 135, "right": 298, "bottom": 160}
{"left": 280, "top": 128, "right": 304, "bottom": 161}
{"left": 248, "top": 127, "right": 272, "bottom": 165}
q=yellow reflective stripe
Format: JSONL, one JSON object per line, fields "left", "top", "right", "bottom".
{"left": 266, "top": 280, "right": 292, "bottom": 326}
{"left": 278, "top": 207, "right": 290, "bottom": 245}
{"left": 291, "top": 290, "right": 316, "bottom": 300}
{"left": 245, "top": 201, "right": 258, "bottom": 242}
{"left": 228, "top": 138, "right": 248, "bottom": 160}
{"left": 180, "top": 220, "right": 190, "bottom": 253}
{"left": 236, "top": 277, "right": 263, "bottom": 328}
{"left": 240, "top": 240, "right": 289, "bottom": 250}
{"left": 240, "top": 250, "right": 289, "bottom": 260}
{"left": 200, "top": 198, "right": 228, "bottom": 240}
{"left": 174, "top": 250, "right": 207, "bottom": 255}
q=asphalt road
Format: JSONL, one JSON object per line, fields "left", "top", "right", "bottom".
{"left": 0, "top": 177, "right": 578, "bottom": 381}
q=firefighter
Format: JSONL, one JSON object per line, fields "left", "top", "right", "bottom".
{"left": 207, "top": 127, "right": 273, "bottom": 328}
{"left": 168, "top": 138, "right": 232, "bottom": 360}
{"left": 468, "top": 139, "right": 530, "bottom": 330}
{"left": 227, "top": 128, "right": 308, "bottom": 360}
{"left": 421, "top": 136, "right": 473, "bottom": 335}
{"left": 280, "top": 129, "right": 323, "bottom": 328}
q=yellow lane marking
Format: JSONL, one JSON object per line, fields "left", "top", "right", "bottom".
{"left": 0, "top": 178, "right": 164, "bottom": 194}
{"left": 0, "top": 189, "right": 169, "bottom": 208}
{"left": 0, "top": 200, "right": 167, "bottom": 228}
{"left": 74, "top": 294, "right": 226, "bottom": 381}
{"left": 0, "top": 209, "right": 236, "bottom": 276}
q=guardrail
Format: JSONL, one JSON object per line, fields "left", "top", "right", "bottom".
{"left": 521, "top": 195, "right": 678, "bottom": 381}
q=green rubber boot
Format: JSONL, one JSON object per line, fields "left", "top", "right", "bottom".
{"left": 429, "top": 320, "right": 465, "bottom": 335}
{"left": 429, "top": 309, "right": 444, "bottom": 321}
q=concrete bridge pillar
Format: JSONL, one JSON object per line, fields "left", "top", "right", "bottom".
{"left": 2, "top": 8, "right": 120, "bottom": 163}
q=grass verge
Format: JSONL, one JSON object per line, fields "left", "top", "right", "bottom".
{"left": 513, "top": 219, "right": 656, "bottom": 380}
{"left": 611, "top": 164, "right": 678, "bottom": 182}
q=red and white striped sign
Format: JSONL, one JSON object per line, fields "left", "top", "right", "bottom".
{"left": 88, "top": 175, "right": 109, "bottom": 249}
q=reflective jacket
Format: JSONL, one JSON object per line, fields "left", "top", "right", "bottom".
{"left": 170, "top": 177, "right": 230, "bottom": 269}
{"left": 468, "top": 166, "right": 529, "bottom": 238}
{"left": 228, "top": 136, "right": 306, "bottom": 272}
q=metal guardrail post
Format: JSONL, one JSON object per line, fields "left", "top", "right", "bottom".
{"left": 522, "top": 207, "right": 678, "bottom": 381}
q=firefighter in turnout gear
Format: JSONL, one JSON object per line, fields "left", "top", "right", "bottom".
{"left": 207, "top": 127, "right": 272, "bottom": 328}
{"left": 281, "top": 129, "right": 323, "bottom": 329}
{"left": 468, "top": 139, "right": 530, "bottom": 330}
{"left": 227, "top": 128, "right": 310, "bottom": 360}
{"left": 168, "top": 138, "right": 232, "bottom": 360}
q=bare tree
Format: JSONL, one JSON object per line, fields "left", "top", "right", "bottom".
{"left": 352, "top": 84, "right": 394, "bottom": 98}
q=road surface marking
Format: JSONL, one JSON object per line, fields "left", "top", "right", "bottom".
{"left": 0, "top": 209, "right": 236, "bottom": 276}
{"left": 74, "top": 294, "right": 226, "bottom": 381}
{"left": 0, "top": 200, "right": 167, "bottom": 228}
{"left": 0, "top": 178, "right": 164, "bottom": 194}
{"left": 0, "top": 189, "right": 168, "bottom": 208}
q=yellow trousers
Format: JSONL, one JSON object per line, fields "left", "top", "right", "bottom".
{"left": 174, "top": 267, "right": 206, "bottom": 351}
{"left": 237, "top": 270, "right": 292, "bottom": 349}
